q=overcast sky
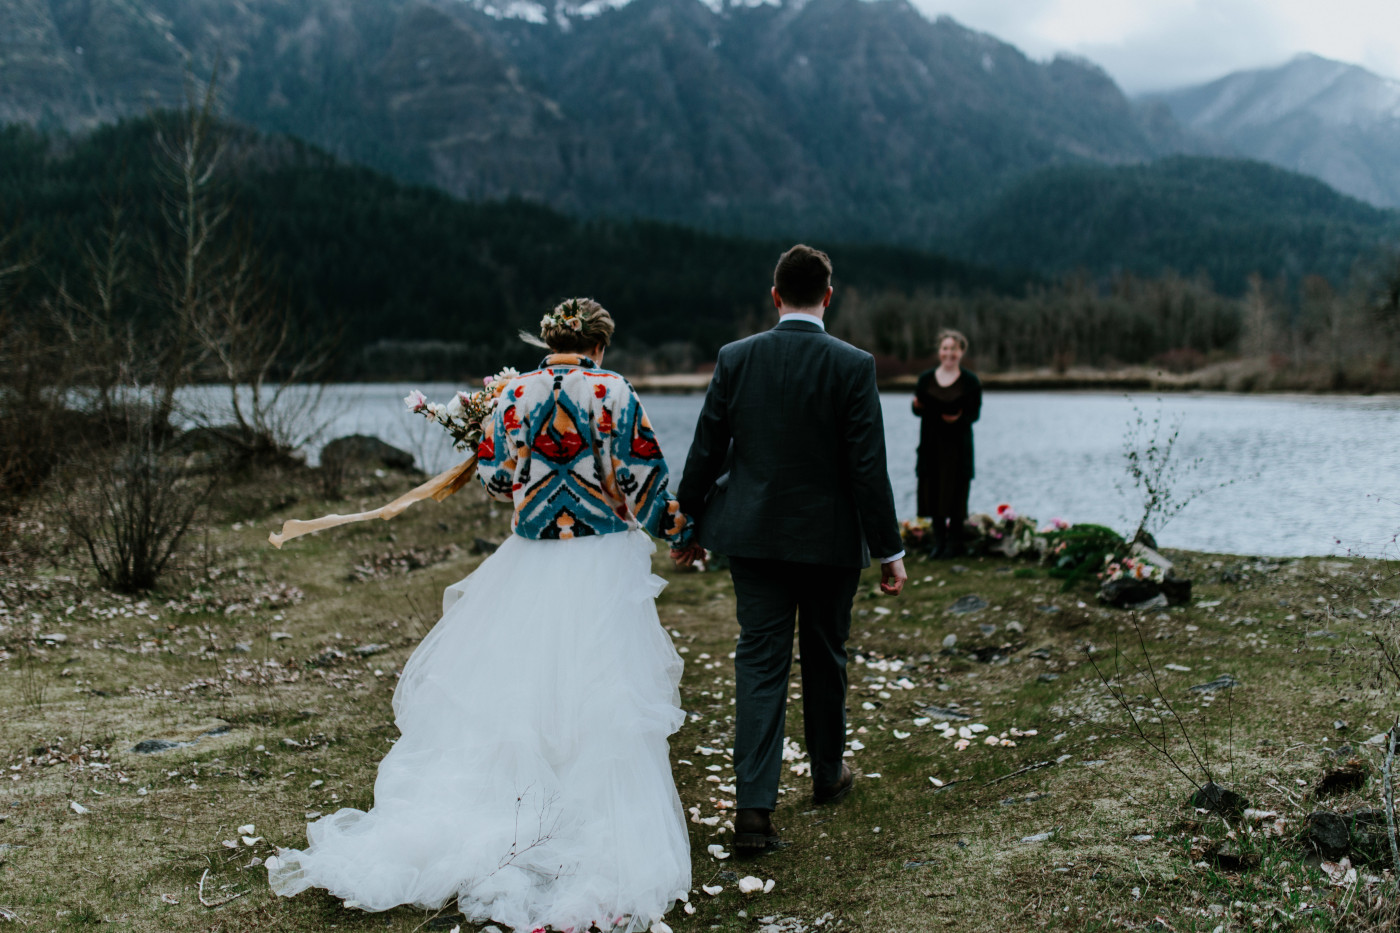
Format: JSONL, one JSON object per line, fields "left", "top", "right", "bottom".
{"left": 909, "top": 0, "right": 1400, "bottom": 94}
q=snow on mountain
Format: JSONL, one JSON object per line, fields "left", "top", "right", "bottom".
{"left": 1149, "top": 54, "right": 1400, "bottom": 207}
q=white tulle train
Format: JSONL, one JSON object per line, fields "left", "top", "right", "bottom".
{"left": 269, "top": 529, "right": 691, "bottom": 931}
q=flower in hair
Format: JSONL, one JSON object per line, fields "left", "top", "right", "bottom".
{"left": 541, "top": 298, "right": 589, "bottom": 334}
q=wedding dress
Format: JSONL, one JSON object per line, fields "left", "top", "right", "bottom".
{"left": 268, "top": 529, "right": 691, "bottom": 931}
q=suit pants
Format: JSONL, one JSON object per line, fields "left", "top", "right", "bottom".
{"left": 728, "top": 556, "right": 862, "bottom": 811}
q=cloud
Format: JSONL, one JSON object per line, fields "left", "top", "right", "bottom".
{"left": 910, "top": 0, "right": 1400, "bottom": 93}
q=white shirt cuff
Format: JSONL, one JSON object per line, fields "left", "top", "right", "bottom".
{"left": 877, "top": 550, "right": 906, "bottom": 563}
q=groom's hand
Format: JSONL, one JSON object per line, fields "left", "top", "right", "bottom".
{"left": 879, "top": 558, "right": 907, "bottom": 596}
{"left": 670, "top": 545, "right": 705, "bottom": 571}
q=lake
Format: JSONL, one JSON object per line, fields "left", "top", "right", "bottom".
{"left": 181, "top": 385, "right": 1400, "bottom": 558}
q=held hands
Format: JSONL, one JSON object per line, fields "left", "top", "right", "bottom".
{"left": 879, "top": 558, "right": 907, "bottom": 596}
{"left": 670, "top": 544, "right": 707, "bottom": 571}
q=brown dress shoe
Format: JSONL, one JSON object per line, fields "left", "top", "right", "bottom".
{"left": 813, "top": 762, "right": 855, "bottom": 805}
{"left": 733, "top": 808, "right": 782, "bottom": 852}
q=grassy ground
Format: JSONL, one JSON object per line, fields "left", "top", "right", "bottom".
{"left": 2, "top": 466, "right": 1398, "bottom": 932}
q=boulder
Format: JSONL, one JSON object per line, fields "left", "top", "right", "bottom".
{"left": 1189, "top": 781, "right": 1249, "bottom": 816}
{"left": 320, "top": 435, "right": 416, "bottom": 471}
{"left": 1160, "top": 575, "right": 1192, "bottom": 605}
{"left": 1100, "top": 572, "right": 1192, "bottom": 609}
{"left": 1348, "top": 809, "right": 1392, "bottom": 864}
{"left": 1099, "top": 577, "right": 1159, "bottom": 608}
{"left": 1306, "top": 811, "right": 1351, "bottom": 859}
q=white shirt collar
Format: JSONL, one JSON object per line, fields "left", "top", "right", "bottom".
{"left": 778, "top": 312, "right": 826, "bottom": 331}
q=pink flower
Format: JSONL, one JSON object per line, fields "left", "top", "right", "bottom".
{"left": 1053, "top": 517, "right": 1069, "bottom": 530}
{"left": 483, "top": 375, "right": 495, "bottom": 386}
{"left": 403, "top": 389, "right": 428, "bottom": 413}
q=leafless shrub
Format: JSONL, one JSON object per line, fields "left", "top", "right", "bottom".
{"left": 1085, "top": 616, "right": 1218, "bottom": 795}
{"left": 1119, "top": 401, "right": 1240, "bottom": 547}
{"left": 58, "top": 415, "right": 214, "bottom": 593}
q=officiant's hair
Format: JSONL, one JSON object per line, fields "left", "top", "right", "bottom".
{"left": 542, "top": 298, "right": 615, "bottom": 353}
{"left": 938, "top": 329, "right": 968, "bottom": 351}
{"left": 774, "top": 244, "right": 832, "bottom": 308}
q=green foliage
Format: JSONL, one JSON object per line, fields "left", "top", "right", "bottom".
{"left": 953, "top": 156, "right": 1400, "bottom": 294}
{"left": 1043, "top": 523, "right": 1126, "bottom": 591}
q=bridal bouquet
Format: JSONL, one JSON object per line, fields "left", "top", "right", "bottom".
{"left": 267, "top": 367, "right": 522, "bottom": 550}
{"left": 404, "top": 367, "right": 520, "bottom": 452}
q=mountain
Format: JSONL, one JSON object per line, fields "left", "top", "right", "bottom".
{"left": 950, "top": 156, "right": 1400, "bottom": 291}
{"left": 1148, "top": 54, "right": 1400, "bottom": 209}
{"left": 1, "top": 0, "right": 1188, "bottom": 244}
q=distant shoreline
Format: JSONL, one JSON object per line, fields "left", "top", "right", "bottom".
{"left": 628, "top": 361, "right": 1400, "bottom": 395}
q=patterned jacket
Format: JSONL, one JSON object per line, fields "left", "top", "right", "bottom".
{"left": 475, "top": 353, "right": 693, "bottom": 546}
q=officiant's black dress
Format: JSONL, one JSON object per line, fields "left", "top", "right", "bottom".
{"left": 913, "top": 368, "right": 982, "bottom": 534}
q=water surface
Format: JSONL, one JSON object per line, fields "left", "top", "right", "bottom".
{"left": 180, "top": 385, "right": 1400, "bottom": 557}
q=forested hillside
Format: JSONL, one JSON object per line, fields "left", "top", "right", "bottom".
{"left": 0, "top": 117, "right": 1018, "bottom": 376}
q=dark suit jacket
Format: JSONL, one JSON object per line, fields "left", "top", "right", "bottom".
{"left": 677, "top": 318, "right": 902, "bottom": 569}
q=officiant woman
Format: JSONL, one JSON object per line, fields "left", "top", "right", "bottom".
{"left": 912, "top": 329, "right": 982, "bottom": 558}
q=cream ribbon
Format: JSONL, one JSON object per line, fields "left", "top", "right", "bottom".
{"left": 267, "top": 456, "right": 479, "bottom": 549}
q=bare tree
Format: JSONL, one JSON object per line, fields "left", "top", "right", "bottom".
{"left": 150, "top": 77, "right": 230, "bottom": 430}
{"left": 146, "top": 72, "right": 333, "bottom": 460}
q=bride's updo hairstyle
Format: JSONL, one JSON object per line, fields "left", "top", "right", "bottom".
{"left": 540, "top": 298, "right": 615, "bottom": 354}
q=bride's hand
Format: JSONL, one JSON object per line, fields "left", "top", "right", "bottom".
{"left": 670, "top": 544, "right": 706, "bottom": 571}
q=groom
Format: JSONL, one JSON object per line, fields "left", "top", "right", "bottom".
{"left": 674, "top": 244, "right": 906, "bottom": 852}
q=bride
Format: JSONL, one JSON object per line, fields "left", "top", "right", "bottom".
{"left": 269, "top": 299, "right": 696, "bottom": 932}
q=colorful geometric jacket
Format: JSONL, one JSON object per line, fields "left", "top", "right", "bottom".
{"left": 475, "top": 353, "right": 693, "bottom": 546}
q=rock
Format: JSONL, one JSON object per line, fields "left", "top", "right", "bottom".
{"left": 472, "top": 537, "right": 501, "bottom": 555}
{"left": 1098, "top": 577, "right": 1159, "bottom": 608}
{"left": 202, "top": 725, "right": 232, "bottom": 737}
{"left": 38, "top": 633, "right": 67, "bottom": 643}
{"left": 1348, "top": 809, "right": 1392, "bottom": 864}
{"left": 132, "top": 739, "right": 186, "bottom": 754}
{"left": 1160, "top": 575, "right": 1192, "bottom": 605}
{"left": 1036, "top": 604, "right": 1061, "bottom": 614}
{"left": 1036, "top": 673, "right": 1060, "bottom": 683}
{"left": 233, "top": 642, "right": 253, "bottom": 653}
{"left": 270, "top": 632, "right": 293, "bottom": 641}
{"left": 950, "top": 565, "right": 969, "bottom": 574}
{"left": 1005, "top": 620, "right": 1025, "bottom": 634}
{"left": 941, "top": 634, "right": 957, "bottom": 649}
{"left": 1128, "top": 593, "right": 1169, "bottom": 611}
{"left": 1306, "top": 810, "right": 1351, "bottom": 859}
{"left": 1190, "top": 782, "right": 1249, "bottom": 816}
{"left": 977, "top": 623, "right": 997, "bottom": 636}
{"left": 309, "top": 648, "right": 346, "bottom": 667}
{"left": 918, "top": 706, "right": 971, "bottom": 722}
{"left": 1190, "top": 675, "right": 1241, "bottom": 693}
{"left": 320, "top": 434, "right": 416, "bottom": 471}
{"left": 353, "top": 643, "right": 390, "bottom": 657}
{"left": 1210, "top": 842, "right": 1257, "bottom": 872}
{"left": 946, "top": 595, "right": 988, "bottom": 615}
{"left": 1314, "top": 758, "right": 1367, "bottom": 797}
